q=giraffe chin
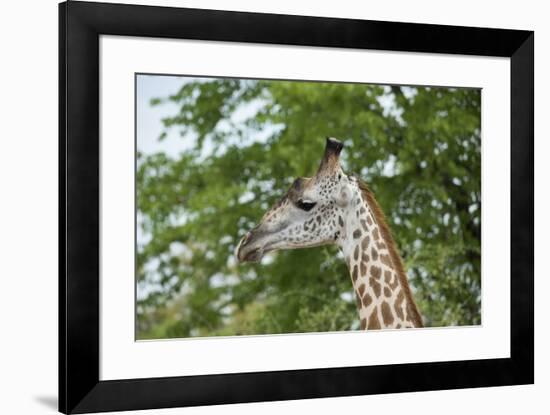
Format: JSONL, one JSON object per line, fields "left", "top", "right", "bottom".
{"left": 239, "top": 247, "right": 264, "bottom": 263}
{"left": 236, "top": 239, "right": 278, "bottom": 263}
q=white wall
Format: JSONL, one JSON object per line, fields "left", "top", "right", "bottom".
{"left": 0, "top": 0, "right": 546, "bottom": 414}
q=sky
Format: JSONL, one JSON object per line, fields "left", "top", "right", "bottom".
{"left": 137, "top": 74, "right": 276, "bottom": 163}
{"left": 136, "top": 74, "right": 195, "bottom": 158}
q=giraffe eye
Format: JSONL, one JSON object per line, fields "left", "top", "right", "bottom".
{"left": 296, "top": 199, "right": 317, "bottom": 212}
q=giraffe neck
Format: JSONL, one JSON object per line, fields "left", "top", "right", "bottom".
{"left": 338, "top": 184, "right": 422, "bottom": 330}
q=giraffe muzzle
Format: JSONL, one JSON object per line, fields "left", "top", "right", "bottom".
{"left": 236, "top": 230, "right": 267, "bottom": 263}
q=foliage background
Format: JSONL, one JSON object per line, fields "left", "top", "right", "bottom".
{"left": 136, "top": 75, "right": 481, "bottom": 339}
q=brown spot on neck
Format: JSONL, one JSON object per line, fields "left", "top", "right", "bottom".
{"left": 371, "top": 247, "right": 378, "bottom": 261}
{"left": 368, "top": 310, "right": 381, "bottom": 329}
{"left": 380, "top": 254, "right": 392, "bottom": 268}
{"left": 362, "top": 293, "right": 372, "bottom": 307}
{"left": 381, "top": 301, "right": 394, "bottom": 326}
{"left": 370, "top": 277, "right": 381, "bottom": 297}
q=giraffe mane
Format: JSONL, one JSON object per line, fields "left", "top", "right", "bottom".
{"left": 357, "top": 179, "right": 424, "bottom": 327}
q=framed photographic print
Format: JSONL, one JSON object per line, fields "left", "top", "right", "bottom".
{"left": 59, "top": 1, "right": 534, "bottom": 413}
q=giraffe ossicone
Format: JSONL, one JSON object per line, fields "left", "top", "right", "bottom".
{"left": 236, "top": 137, "right": 423, "bottom": 330}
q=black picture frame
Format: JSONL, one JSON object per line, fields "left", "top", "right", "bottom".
{"left": 59, "top": 1, "right": 534, "bottom": 413}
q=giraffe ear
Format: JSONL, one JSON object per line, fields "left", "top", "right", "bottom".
{"left": 334, "top": 182, "right": 352, "bottom": 207}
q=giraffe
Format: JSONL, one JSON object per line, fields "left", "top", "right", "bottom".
{"left": 236, "top": 137, "right": 423, "bottom": 330}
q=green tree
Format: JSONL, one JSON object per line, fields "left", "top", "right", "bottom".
{"left": 136, "top": 78, "right": 481, "bottom": 339}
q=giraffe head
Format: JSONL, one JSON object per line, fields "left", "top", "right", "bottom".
{"left": 236, "top": 137, "right": 354, "bottom": 263}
